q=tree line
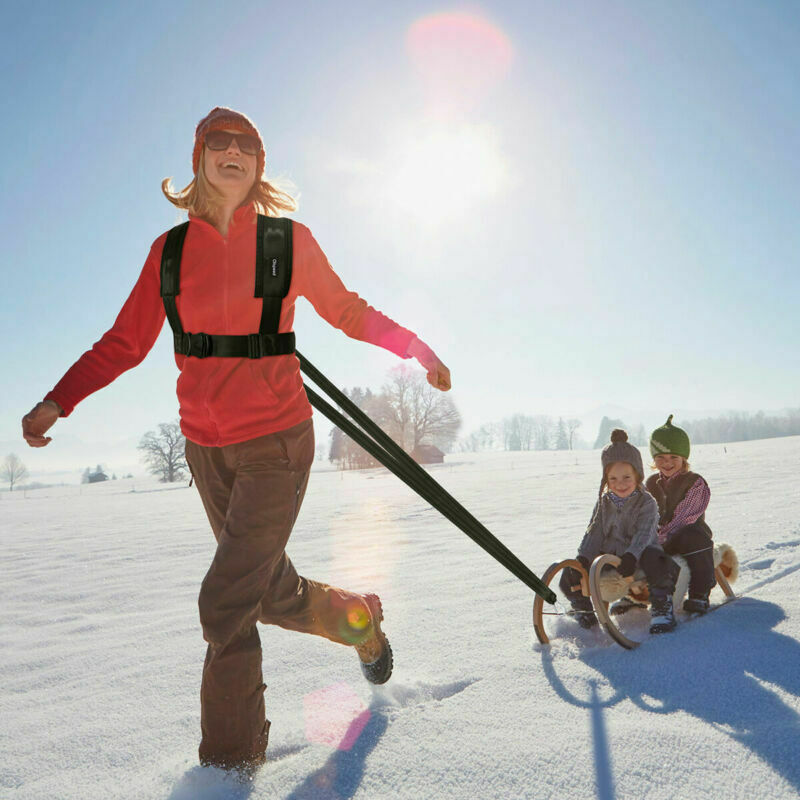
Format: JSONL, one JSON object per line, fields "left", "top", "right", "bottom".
{"left": 7, "top": 405, "right": 798, "bottom": 490}
{"left": 679, "top": 409, "right": 800, "bottom": 445}
{"left": 458, "top": 408, "right": 800, "bottom": 453}
{"left": 459, "top": 415, "right": 585, "bottom": 452}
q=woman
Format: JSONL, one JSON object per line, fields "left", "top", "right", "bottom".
{"left": 22, "top": 107, "right": 451, "bottom": 773}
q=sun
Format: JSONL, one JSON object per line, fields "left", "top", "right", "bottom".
{"left": 383, "top": 121, "right": 510, "bottom": 226}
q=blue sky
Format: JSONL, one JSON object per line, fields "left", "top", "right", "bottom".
{"left": 2, "top": 0, "right": 798, "bottom": 473}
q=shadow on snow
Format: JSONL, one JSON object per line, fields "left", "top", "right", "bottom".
{"left": 285, "top": 703, "right": 389, "bottom": 800}
{"left": 541, "top": 598, "right": 800, "bottom": 797}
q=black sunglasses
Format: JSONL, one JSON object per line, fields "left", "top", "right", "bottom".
{"left": 205, "top": 130, "right": 260, "bottom": 155}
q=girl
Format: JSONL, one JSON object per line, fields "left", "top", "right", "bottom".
{"left": 21, "top": 107, "right": 451, "bottom": 773}
{"left": 646, "top": 415, "right": 715, "bottom": 614}
{"left": 561, "top": 429, "right": 679, "bottom": 634}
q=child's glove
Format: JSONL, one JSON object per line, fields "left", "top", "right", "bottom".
{"left": 617, "top": 552, "right": 637, "bottom": 578}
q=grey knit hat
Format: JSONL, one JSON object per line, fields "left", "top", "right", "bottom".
{"left": 600, "top": 429, "right": 644, "bottom": 494}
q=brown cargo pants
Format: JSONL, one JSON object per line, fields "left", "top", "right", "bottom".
{"left": 185, "top": 418, "right": 373, "bottom": 769}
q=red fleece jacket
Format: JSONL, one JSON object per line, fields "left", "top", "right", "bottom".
{"left": 46, "top": 207, "right": 416, "bottom": 446}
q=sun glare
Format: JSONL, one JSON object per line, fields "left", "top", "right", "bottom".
{"left": 384, "top": 122, "right": 510, "bottom": 225}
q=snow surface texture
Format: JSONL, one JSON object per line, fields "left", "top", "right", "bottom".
{"left": 2, "top": 436, "right": 799, "bottom": 799}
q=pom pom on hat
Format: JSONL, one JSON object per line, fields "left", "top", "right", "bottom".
{"left": 649, "top": 414, "right": 691, "bottom": 459}
{"left": 192, "top": 106, "right": 266, "bottom": 179}
{"left": 610, "top": 429, "right": 628, "bottom": 443}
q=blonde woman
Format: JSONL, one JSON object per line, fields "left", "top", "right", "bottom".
{"left": 22, "top": 107, "right": 450, "bottom": 774}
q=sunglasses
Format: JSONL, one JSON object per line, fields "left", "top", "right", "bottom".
{"left": 204, "top": 130, "right": 260, "bottom": 155}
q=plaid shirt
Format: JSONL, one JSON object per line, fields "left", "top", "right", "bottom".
{"left": 657, "top": 474, "right": 710, "bottom": 544}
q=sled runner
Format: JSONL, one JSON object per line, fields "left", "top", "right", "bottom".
{"left": 533, "top": 544, "right": 738, "bottom": 649}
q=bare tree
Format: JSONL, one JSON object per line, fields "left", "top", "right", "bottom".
{"left": 632, "top": 424, "right": 648, "bottom": 447}
{"left": 329, "top": 387, "right": 391, "bottom": 470}
{"left": 459, "top": 423, "right": 500, "bottom": 452}
{"left": 138, "top": 421, "right": 187, "bottom": 482}
{"left": 2, "top": 454, "right": 28, "bottom": 491}
{"left": 382, "top": 365, "right": 461, "bottom": 453}
{"left": 555, "top": 418, "right": 569, "bottom": 450}
{"left": 502, "top": 414, "right": 534, "bottom": 451}
{"left": 532, "top": 415, "right": 554, "bottom": 450}
{"left": 566, "top": 418, "right": 582, "bottom": 450}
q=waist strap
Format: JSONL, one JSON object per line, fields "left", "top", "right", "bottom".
{"left": 174, "top": 331, "right": 296, "bottom": 359}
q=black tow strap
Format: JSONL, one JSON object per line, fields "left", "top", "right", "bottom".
{"left": 297, "top": 352, "right": 557, "bottom": 605}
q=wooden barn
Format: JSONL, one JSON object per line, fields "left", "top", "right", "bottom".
{"left": 411, "top": 444, "right": 445, "bottom": 464}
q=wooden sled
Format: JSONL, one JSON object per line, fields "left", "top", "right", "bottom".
{"left": 533, "top": 544, "right": 738, "bottom": 650}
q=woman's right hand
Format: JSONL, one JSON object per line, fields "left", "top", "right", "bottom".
{"left": 22, "top": 400, "right": 62, "bottom": 447}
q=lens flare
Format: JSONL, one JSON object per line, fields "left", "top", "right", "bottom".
{"left": 407, "top": 11, "right": 514, "bottom": 113}
{"left": 304, "top": 682, "right": 371, "bottom": 751}
{"left": 347, "top": 605, "right": 371, "bottom": 631}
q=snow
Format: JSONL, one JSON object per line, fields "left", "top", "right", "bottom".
{"left": 2, "top": 435, "right": 799, "bottom": 799}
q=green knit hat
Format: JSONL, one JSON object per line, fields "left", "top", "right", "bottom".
{"left": 649, "top": 414, "right": 690, "bottom": 459}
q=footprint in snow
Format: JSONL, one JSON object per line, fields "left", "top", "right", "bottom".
{"left": 370, "top": 677, "right": 479, "bottom": 709}
{"left": 765, "top": 538, "right": 800, "bottom": 550}
{"left": 747, "top": 558, "right": 775, "bottom": 571}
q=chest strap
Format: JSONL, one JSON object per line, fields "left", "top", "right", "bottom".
{"left": 160, "top": 215, "right": 295, "bottom": 358}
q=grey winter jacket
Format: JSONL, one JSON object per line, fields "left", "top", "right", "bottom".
{"left": 577, "top": 490, "right": 659, "bottom": 562}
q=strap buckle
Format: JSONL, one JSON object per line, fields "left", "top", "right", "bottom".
{"left": 180, "top": 332, "right": 212, "bottom": 358}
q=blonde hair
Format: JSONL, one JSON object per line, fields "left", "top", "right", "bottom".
{"left": 161, "top": 149, "right": 298, "bottom": 220}
{"left": 649, "top": 456, "right": 690, "bottom": 473}
{"left": 601, "top": 462, "right": 644, "bottom": 495}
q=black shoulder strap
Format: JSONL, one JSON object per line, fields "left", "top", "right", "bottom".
{"left": 160, "top": 221, "right": 190, "bottom": 340}
{"left": 159, "top": 216, "right": 296, "bottom": 358}
{"left": 255, "top": 215, "right": 293, "bottom": 334}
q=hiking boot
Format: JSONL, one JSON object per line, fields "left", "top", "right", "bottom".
{"left": 683, "top": 593, "right": 711, "bottom": 614}
{"left": 353, "top": 594, "right": 393, "bottom": 685}
{"left": 649, "top": 593, "right": 677, "bottom": 634}
{"left": 610, "top": 596, "right": 647, "bottom": 616}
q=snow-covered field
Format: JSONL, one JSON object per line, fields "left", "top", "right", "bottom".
{"left": 2, "top": 435, "right": 799, "bottom": 800}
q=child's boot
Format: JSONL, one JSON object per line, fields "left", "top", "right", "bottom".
{"left": 683, "top": 592, "right": 710, "bottom": 614}
{"left": 570, "top": 596, "right": 598, "bottom": 629}
{"left": 649, "top": 592, "right": 677, "bottom": 634}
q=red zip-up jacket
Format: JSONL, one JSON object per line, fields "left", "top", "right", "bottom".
{"left": 46, "top": 206, "right": 416, "bottom": 446}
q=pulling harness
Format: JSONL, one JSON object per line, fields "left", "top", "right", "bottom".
{"left": 158, "top": 213, "right": 557, "bottom": 604}
{"left": 160, "top": 215, "right": 296, "bottom": 359}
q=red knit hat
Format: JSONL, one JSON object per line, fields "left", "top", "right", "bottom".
{"left": 192, "top": 107, "right": 266, "bottom": 178}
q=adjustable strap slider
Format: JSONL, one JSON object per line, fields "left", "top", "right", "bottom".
{"left": 248, "top": 334, "right": 279, "bottom": 358}
{"left": 174, "top": 332, "right": 187, "bottom": 354}
{"left": 247, "top": 334, "right": 263, "bottom": 359}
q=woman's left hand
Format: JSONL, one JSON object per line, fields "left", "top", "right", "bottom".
{"left": 407, "top": 337, "right": 451, "bottom": 391}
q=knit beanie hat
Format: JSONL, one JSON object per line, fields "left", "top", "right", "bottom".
{"left": 649, "top": 414, "right": 690, "bottom": 459}
{"left": 600, "top": 429, "right": 644, "bottom": 495}
{"left": 192, "top": 107, "right": 266, "bottom": 179}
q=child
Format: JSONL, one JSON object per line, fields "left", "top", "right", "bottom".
{"left": 646, "top": 415, "right": 715, "bottom": 614}
{"left": 560, "top": 429, "right": 679, "bottom": 634}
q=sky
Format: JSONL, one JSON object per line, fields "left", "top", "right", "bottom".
{"left": 2, "top": 0, "right": 799, "bottom": 476}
